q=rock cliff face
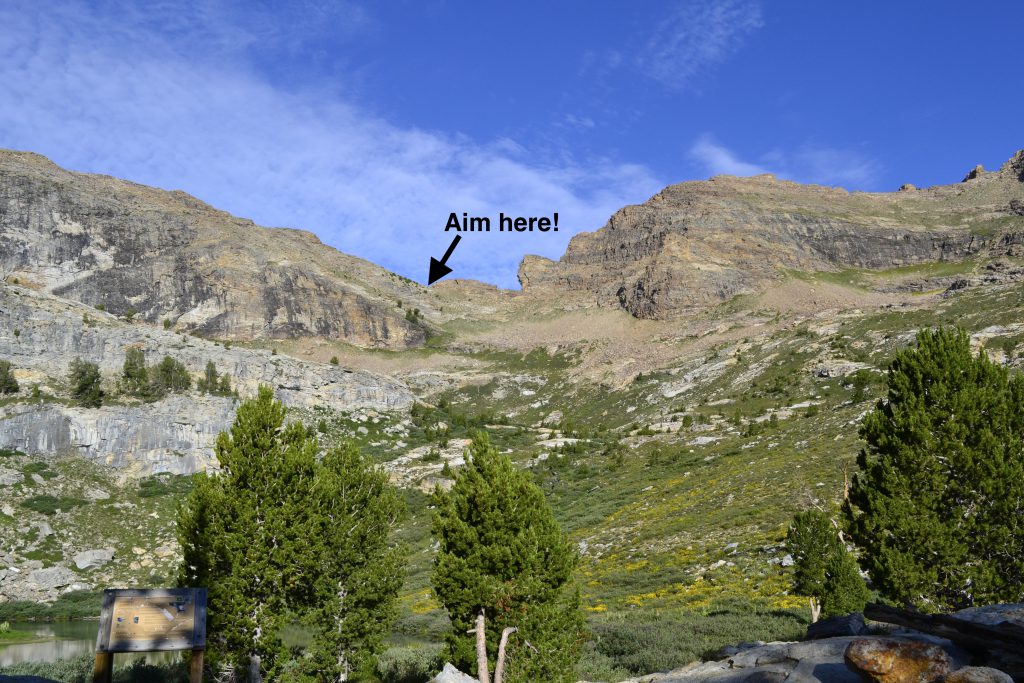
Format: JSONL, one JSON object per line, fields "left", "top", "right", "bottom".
{"left": 519, "top": 150, "right": 1024, "bottom": 319}
{"left": 0, "top": 284, "right": 413, "bottom": 474}
{"left": 0, "top": 150, "right": 429, "bottom": 348}
{"left": 0, "top": 398, "right": 233, "bottom": 477}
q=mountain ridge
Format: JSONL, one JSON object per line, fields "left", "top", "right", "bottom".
{"left": 518, "top": 149, "right": 1024, "bottom": 319}
{"left": 0, "top": 149, "right": 438, "bottom": 349}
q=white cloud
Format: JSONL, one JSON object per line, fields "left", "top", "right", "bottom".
{"left": 0, "top": 1, "right": 662, "bottom": 288}
{"left": 690, "top": 136, "right": 768, "bottom": 176}
{"left": 639, "top": 0, "right": 764, "bottom": 90}
{"left": 785, "top": 147, "right": 881, "bottom": 188}
{"left": 690, "top": 136, "right": 881, "bottom": 189}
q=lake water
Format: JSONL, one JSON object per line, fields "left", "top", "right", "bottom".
{"left": 0, "top": 621, "right": 183, "bottom": 668}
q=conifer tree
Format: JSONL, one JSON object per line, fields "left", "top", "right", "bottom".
{"left": 69, "top": 358, "right": 103, "bottom": 407}
{"left": 787, "top": 509, "right": 833, "bottom": 620}
{"left": 178, "top": 387, "right": 404, "bottom": 681}
{"left": 846, "top": 326, "right": 1024, "bottom": 610}
{"left": 178, "top": 387, "right": 297, "bottom": 679}
{"left": 300, "top": 443, "right": 406, "bottom": 680}
{"left": 150, "top": 355, "right": 191, "bottom": 393}
{"left": 0, "top": 360, "right": 19, "bottom": 394}
{"left": 821, "top": 548, "right": 871, "bottom": 617}
{"left": 786, "top": 509, "right": 869, "bottom": 619}
{"left": 198, "top": 360, "right": 236, "bottom": 397}
{"left": 197, "top": 360, "right": 219, "bottom": 394}
{"left": 432, "top": 433, "right": 585, "bottom": 683}
{"left": 119, "top": 347, "right": 149, "bottom": 397}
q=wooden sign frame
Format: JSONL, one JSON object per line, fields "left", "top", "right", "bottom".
{"left": 93, "top": 587, "right": 207, "bottom": 683}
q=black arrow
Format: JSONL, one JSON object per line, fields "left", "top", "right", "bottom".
{"left": 428, "top": 234, "right": 462, "bottom": 285}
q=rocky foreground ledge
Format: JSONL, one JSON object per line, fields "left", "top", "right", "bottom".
{"left": 575, "top": 604, "right": 1024, "bottom": 683}
{"left": 429, "top": 604, "right": 1024, "bottom": 683}
{"left": 3, "top": 606, "right": 1022, "bottom": 683}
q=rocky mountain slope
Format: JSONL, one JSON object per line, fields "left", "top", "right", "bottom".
{"left": 4, "top": 149, "right": 1024, "bottom": 680}
{"left": 0, "top": 283, "right": 412, "bottom": 476}
{"left": 0, "top": 150, "right": 438, "bottom": 348}
{"left": 519, "top": 151, "right": 1024, "bottom": 319}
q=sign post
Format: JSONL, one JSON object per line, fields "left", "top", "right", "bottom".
{"left": 93, "top": 588, "right": 207, "bottom": 683}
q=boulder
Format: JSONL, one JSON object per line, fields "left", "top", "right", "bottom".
{"left": 73, "top": 548, "right": 115, "bottom": 570}
{"left": 845, "top": 638, "right": 953, "bottom": 683}
{"left": 942, "top": 667, "right": 1014, "bottom": 683}
{"left": 85, "top": 487, "right": 111, "bottom": 501}
{"left": 28, "top": 566, "right": 79, "bottom": 589}
{"left": 954, "top": 603, "right": 1024, "bottom": 628}
{"left": 542, "top": 410, "right": 563, "bottom": 426}
{"left": 429, "top": 663, "right": 476, "bottom": 683}
{"left": 807, "top": 613, "right": 868, "bottom": 640}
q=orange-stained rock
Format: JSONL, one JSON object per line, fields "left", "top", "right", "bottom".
{"left": 844, "top": 638, "right": 953, "bottom": 683}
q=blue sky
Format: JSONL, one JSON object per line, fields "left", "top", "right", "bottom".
{"left": 1, "top": 1, "right": 1021, "bottom": 288}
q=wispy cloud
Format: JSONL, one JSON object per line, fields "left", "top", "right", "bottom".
{"left": 690, "top": 136, "right": 769, "bottom": 176}
{"left": 689, "top": 135, "right": 882, "bottom": 189}
{"left": 0, "top": 1, "right": 661, "bottom": 288}
{"left": 639, "top": 0, "right": 764, "bottom": 90}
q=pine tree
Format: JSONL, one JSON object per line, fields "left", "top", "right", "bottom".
{"left": 178, "top": 387, "right": 404, "bottom": 681}
{"left": 787, "top": 509, "right": 833, "bottom": 618}
{"left": 150, "top": 355, "right": 191, "bottom": 393}
{"left": 786, "top": 509, "right": 868, "bottom": 619}
{"left": 119, "top": 348, "right": 149, "bottom": 397}
{"left": 431, "top": 433, "right": 585, "bottom": 683}
{"left": 197, "top": 360, "right": 219, "bottom": 394}
{"left": 69, "top": 358, "right": 103, "bottom": 407}
{"left": 821, "top": 548, "right": 871, "bottom": 617}
{"left": 178, "top": 387, "right": 295, "bottom": 679}
{"left": 197, "top": 360, "right": 235, "bottom": 397}
{"left": 217, "top": 372, "right": 233, "bottom": 396}
{"left": 0, "top": 360, "right": 19, "bottom": 394}
{"left": 846, "top": 326, "right": 1024, "bottom": 610}
{"left": 300, "top": 443, "right": 406, "bottom": 680}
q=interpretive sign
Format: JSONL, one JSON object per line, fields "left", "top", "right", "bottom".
{"left": 93, "top": 587, "right": 206, "bottom": 683}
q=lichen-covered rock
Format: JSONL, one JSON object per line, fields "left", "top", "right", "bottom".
{"left": 844, "top": 638, "right": 953, "bottom": 683}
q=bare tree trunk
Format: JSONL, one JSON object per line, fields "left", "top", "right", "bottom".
{"left": 473, "top": 611, "right": 489, "bottom": 683}
{"left": 248, "top": 654, "right": 262, "bottom": 683}
{"left": 810, "top": 597, "right": 822, "bottom": 623}
{"left": 493, "top": 627, "right": 518, "bottom": 683}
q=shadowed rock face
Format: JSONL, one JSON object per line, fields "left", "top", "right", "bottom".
{"left": 519, "top": 151, "right": 1024, "bottom": 319}
{"left": 0, "top": 150, "right": 428, "bottom": 348}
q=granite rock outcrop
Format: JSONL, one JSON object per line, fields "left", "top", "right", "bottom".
{"left": 0, "top": 284, "right": 413, "bottom": 474}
